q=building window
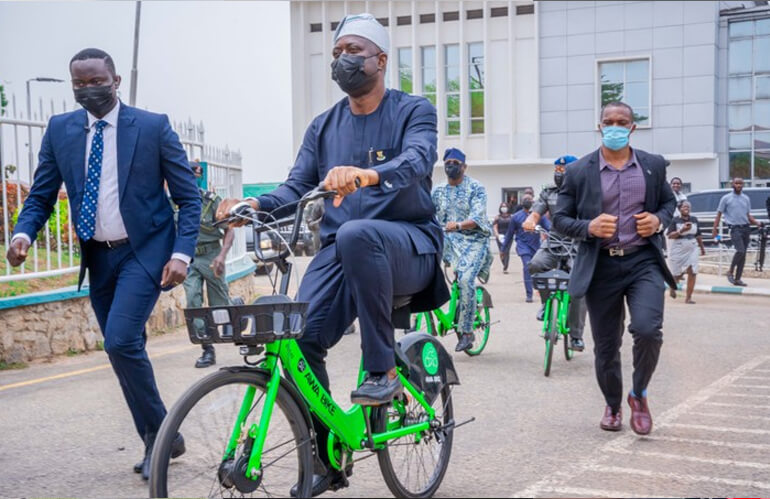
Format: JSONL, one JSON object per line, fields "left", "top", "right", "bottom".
{"left": 469, "top": 42, "right": 485, "bottom": 134}
{"left": 597, "top": 58, "right": 651, "bottom": 126}
{"left": 467, "top": 9, "right": 483, "bottom": 20}
{"left": 443, "top": 11, "right": 460, "bottom": 22}
{"left": 397, "top": 15, "right": 412, "bottom": 26}
{"left": 421, "top": 46, "right": 437, "bottom": 106}
{"left": 420, "top": 13, "right": 436, "bottom": 24}
{"left": 728, "top": 18, "right": 770, "bottom": 180}
{"left": 445, "top": 44, "right": 460, "bottom": 135}
{"left": 490, "top": 6, "right": 509, "bottom": 17}
{"left": 398, "top": 47, "right": 413, "bottom": 94}
{"left": 310, "top": 23, "right": 322, "bottom": 33}
{"left": 516, "top": 4, "right": 535, "bottom": 15}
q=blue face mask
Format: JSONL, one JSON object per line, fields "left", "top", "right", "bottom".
{"left": 601, "top": 126, "right": 631, "bottom": 151}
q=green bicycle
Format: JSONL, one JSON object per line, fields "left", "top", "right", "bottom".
{"left": 532, "top": 230, "right": 577, "bottom": 377}
{"left": 411, "top": 264, "right": 493, "bottom": 356}
{"left": 149, "top": 186, "right": 467, "bottom": 498}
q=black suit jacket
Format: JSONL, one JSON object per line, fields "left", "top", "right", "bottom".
{"left": 553, "top": 148, "right": 677, "bottom": 298}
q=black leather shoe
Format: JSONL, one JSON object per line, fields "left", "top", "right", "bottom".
{"left": 290, "top": 468, "right": 352, "bottom": 498}
{"left": 570, "top": 338, "right": 585, "bottom": 352}
{"left": 195, "top": 347, "right": 216, "bottom": 368}
{"left": 735, "top": 279, "right": 748, "bottom": 287}
{"left": 455, "top": 333, "right": 474, "bottom": 352}
{"left": 136, "top": 432, "right": 185, "bottom": 479}
{"left": 350, "top": 373, "right": 403, "bottom": 406}
{"left": 536, "top": 305, "right": 545, "bottom": 321}
{"left": 727, "top": 274, "right": 736, "bottom": 285}
{"left": 526, "top": 296, "right": 534, "bottom": 303}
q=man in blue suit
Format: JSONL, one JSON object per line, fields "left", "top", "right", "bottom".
{"left": 6, "top": 48, "right": 201, "bottom": 479}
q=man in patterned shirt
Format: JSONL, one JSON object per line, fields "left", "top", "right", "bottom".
{"left": 432, "top": 148, "right": 493, "bottom": 352}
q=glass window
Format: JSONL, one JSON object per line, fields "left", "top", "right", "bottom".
{"left": 421, "top": 46, "right": 436, "bottom": 106}
{"left": 730, "top": 152, "right": 752, "bottom": 179}
{"left": 729, "top": 20, "right": 753, "bottom": 38}
{"left": 730, "top": 132, "right": 752, "bottom": 150}
{"left": 445, "top": 44, "right": 460, "bottom": 135}
{"left": 757, "top": 76, "right": 770, "bottom": 100}
{"left": 729, "top": 104, "right": 752, "bottom": 131}
{"left": 755, "top": 131, "right": 770, "bottom": 149}
{"left": 754, "top": 37, "right": 770, "bottom": 72}
{"left": 755, "top": 100, "right": 770, "bottom": 129}
{"left": 598, "top": 59, "right": 650, "bottom": 126}
{"left": 757, "top": 19, "right": 770, "bottom": 35}
{"left": 729, "top": 77, "right": 752, "bottom": 101}
{"left": 468, "top": 42, "right": 485, "bottom": 134}
{"left": 729, "top": 39, "right": 753, "bottom": 74}
{"left": 755, "top": 150, "right": 770, "bottom": 179}
{"left": 398, "top": 48, "right": 413, "bottom": 94}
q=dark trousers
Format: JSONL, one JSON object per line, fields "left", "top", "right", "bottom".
{"left": 519, "top": 253, "right": 534, "bottom": 299}
{"left": 529, "top": 248, "right": 586, "bottom": 340}
{"left": 296, "top": 220, "right": 435, "bottom": 470}
{"left": 730, "top": 225, "right": 751, "bottom": 280}
{"left": 86, "top": 242, "right": 167, "bottom": 439}
{"left": 496, "top": 239, "right": 511, "bottom": 271}
{"left": 584, "top": 246, "right": 665, "bottom": 412}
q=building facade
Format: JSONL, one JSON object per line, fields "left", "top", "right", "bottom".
{"left": 289, "top": 0, "right": 770, "bottom": 214}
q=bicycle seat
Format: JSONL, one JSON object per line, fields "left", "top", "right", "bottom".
{"left": 392, "top": 295, "right": 413, "bottom": 310}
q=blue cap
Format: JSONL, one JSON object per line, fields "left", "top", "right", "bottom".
{"left": 443, "top": 147, "right": 466, "bottom": 163}
{"left": 554, "top": 155, "right": 578, "bottom": 166}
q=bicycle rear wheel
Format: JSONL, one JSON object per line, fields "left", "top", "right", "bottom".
{"left": 465, "top": 287, "right": 491, "bottom": 356}
{"left": 544, "top": 299, "right": 558, "bottom": 377}
{"left": 149, "top": 369, "right": 314, "bottom": 498}
{"left": 373, "top": 386, "right": 454, "bottom": 498}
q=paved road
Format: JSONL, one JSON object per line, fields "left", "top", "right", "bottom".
{"left": 1, "top": 256, "right": 769, "bottom": 498}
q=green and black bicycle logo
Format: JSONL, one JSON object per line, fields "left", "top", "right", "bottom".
{"left": 422, "top": 343, "right": 439, "bottom": 376}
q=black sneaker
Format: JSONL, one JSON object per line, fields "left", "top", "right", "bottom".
{"left": 290, "top": 468, "right": 352, "bottom": 498}
{"left": 195, "top": 346, "right": 216, "bottom": 368}
{"left": 570, "top": 338, "right": 585, "bottom": 352}
{"left": 350, "top": 373, "right": 403, "bottom": 406}
{"left": 455, "top": 333, "right": 474, "bottom": 352}
{"left": 727, "top": 274, "right": 736, "bottom": 285}
{"left": 735, "top": 279, "right": 748, "bottom": 287}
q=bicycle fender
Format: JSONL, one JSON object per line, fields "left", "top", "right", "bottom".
{"left": 396, "top": 332, "right": 460, "bottom": 406}
{"left": 476, "top": 286, "right": 493, "bottom": 308}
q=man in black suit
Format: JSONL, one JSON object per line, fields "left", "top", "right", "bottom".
{"left": 553, "top": 101, "right": 676, "bottom": 436}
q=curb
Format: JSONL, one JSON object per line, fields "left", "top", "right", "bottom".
{"left": 681, "top": 283, "right": 770, "bottom": 297}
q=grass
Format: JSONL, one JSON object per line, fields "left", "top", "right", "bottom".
{"left": 0, "top": 243, "right": 80, "bottom": 297}
{"left": 0, "top": 361, "right": 28, "bottom": 370}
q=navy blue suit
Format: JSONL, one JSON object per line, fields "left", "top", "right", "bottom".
{"left": 14, "top": 103, "right": 201, "bottom": 438}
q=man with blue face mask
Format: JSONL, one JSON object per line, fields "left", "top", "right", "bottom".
{"left": 553, "top": 101, "right": 676, "bottom": 436}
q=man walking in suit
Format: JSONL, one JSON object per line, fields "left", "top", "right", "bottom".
{"left": 553, "top": 101, "right": 676, "bottom": 435}
{"left": 6, "top": 48, "right": 201, "bottom": 479}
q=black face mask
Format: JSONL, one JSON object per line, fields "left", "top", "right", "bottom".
{"left": 554, "top": 171, "right": 565, "bottom": 188}
{"left": 331, "top": 53, "right": 378, "bottom": 96}
{"left": 74, "top": 85, "right": 116, "bottom": 117}
{"left": 444, "top": 162, "right": 463, "bottom": 180}
{"left": 522, "top": 199, "right": 533, "bottom": 210}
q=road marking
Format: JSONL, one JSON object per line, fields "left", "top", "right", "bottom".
{"left": 513, "top": 354, "right": 770, "bottom": 498}
{"left": 731, "top": 384, "right": 770, "bottom": 389}
{"left": 689, "top": 411, "right": 770, "bottom": 423}
{"left": 753, "top": 369, "right": 770, "bottom": 373}
{"left": 740, "top": 375, "right": 770, "bottom": 380}
{"left": 642, "top": 435, "right": 770, "bottom": 450}
{"left": 588, "top": 464, "right": 770, "bottom": 491}
{"left": 716, "top": 392, "right": 770, "bottom": 398}
{"left": 703, "top": 401, "right": 770, "bottom": 410}
{"left": 608, "top": 446, "right": 770, "bottom": 470}
{"left": 0, "top": 345, "right": 196, "bottom": 392}
{"left": 665, "top": 422, "right": 770, "bottom": 435}
{"left": 536, "top": 486, "right": 648, "bottom": 498}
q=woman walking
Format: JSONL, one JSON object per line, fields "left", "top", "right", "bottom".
{"left": 667, "top": 201, "right": 706, "bottom": 304}
{"left": 493, "top": 202, "right": 513, "bottom": 274}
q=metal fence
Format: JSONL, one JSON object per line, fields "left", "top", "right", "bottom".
{"left": 0, "top": 94, "right": 245, "bottom": 287}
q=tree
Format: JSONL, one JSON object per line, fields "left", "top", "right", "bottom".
{"left": 600, "top": 77, "right": 648, "bottom": 124}
{"left": 0, "top": 84, "right": 7, "bottom": 116}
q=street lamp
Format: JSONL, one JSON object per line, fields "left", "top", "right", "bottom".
{"left": 25, "top": 77, "right": 64, "bottom": 181}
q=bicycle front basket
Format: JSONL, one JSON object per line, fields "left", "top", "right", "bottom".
{"left": 184, "top": 295, "right": 308, "bottom": 346}
{"left": 532, "top": 269, "right": 571, "bottom": 292}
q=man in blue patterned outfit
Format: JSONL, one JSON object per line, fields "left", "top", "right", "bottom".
{"left": 432, "top": 147, "right": 492, "bottom": 352}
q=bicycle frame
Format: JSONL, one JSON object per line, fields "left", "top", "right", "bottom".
{"left": 415, "top": 281, "right": 459, "bottom": 335}
{"left": 222, "top": 339, "right": 437, "bottom": 479}
{"left": 542, "top": 290, "right": 571, "bottom": 337}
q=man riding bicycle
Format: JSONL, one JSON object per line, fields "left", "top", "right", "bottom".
{"left": 523, "top": 155, "right": 587, "bottom": 352}
{"left": 431, "top": 147, "right": 493, "bottom": 352}
{"left": 216, "top": 14, "right": 449, "bottom": 496}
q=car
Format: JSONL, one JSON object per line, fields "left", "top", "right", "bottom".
{"left": 244, "top": 224, "right": 277, "bottom": 274}
{"left": 686, "top": 187, "right": 770, "bottom": 245}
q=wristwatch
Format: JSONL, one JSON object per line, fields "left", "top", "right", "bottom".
{"left": 456, "top": 222, "right": 462, "bottom": 231}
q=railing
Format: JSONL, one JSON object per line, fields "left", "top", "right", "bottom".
{"left": 0, "top": 95, "right": 245, "bottom": 291}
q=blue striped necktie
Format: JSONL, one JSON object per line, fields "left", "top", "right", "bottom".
{"left": 76, "top": 120, "right": 108, "bottom": 241}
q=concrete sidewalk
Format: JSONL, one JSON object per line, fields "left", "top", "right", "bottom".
{"left": 676, "top": 271, "right": 770, "bottom": 297}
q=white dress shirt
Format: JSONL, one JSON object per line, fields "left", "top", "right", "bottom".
{"left": 13, "top": 101, "right": 190, "bottom": 264}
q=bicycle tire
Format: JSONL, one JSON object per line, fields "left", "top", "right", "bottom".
{"left": 412, "top": 312, "right": 437, "bottom": 336}
{"left": 562, "top": 300, "right": 574, "bottom": 361}
{"left": 465, "top": 287, "right": 491, "bottom": 356}
{"left": 149, "top": 369, "right": 314, "bottom": 498}
{"left": 544, "top": 299, "right": 558, "bottom": 377}
{"left": 373, "top": 385, "right": 454, "bottom": 498}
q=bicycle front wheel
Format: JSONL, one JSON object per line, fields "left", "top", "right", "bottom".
{"left": 149, "top": 369, "right": 314, "bottom": 498}
{"left": 465, "top": 287, "right": 491, "bottom": 356}
{"left": 544, "top": 299, "right": 558, "bottom": 377}
{"left": 374, "top": 386, "right": 454, "bottom": 498}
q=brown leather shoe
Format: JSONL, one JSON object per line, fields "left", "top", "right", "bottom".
{"left": 599, "top": 406, "right": 622, "bottom": 431}
{"left": 628, "top": 394, "right": 653, "bottom": 435}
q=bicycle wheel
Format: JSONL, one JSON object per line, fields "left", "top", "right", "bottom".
{"left": 544, "top": 299, "right": 558, "bottom": 377}
{"left": 465, "top": 287, "right": 491, "bottom": 356}
{"left": 411, "top": 312, "right": 437, "bottom": 336}
{"left": 374, "top": 385, "right": 454, "bottom": 498}
{"left": 562, "top": 301, "right": 574, "bottom": 361}
{"left": 150, "top": 369, "right": 314, "bottom": 498}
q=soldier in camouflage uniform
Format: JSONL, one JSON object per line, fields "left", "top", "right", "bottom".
{"left": 523, "top": 155, "right": 587, "bottom": 352}
{"left": 185, "top": 162, "right": 235, "bottom": 368}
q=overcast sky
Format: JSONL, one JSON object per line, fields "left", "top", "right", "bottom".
{"left": 0, "top": 1, "right": 293, "bottom": 183}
